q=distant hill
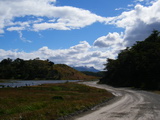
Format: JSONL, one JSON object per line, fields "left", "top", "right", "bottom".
{"left": 53, "top": 64, "right": 97, "bottom": 80}
{"left": 0, "top": 58, "right": 97, "bottom": 80}
{"left": 72, "top": 66, "right": 100, "bottom": 72}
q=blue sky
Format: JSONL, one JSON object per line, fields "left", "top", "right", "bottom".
{"left": 0, "top": 0, "right": 160, "bottom": 70}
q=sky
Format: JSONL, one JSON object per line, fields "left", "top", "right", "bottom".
{"left": 0, "top": 0, "right": 160, "bottom": 70}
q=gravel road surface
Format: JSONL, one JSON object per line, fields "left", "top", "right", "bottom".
{"left": 75, "top": 81, "right": 160, "bottom": 120}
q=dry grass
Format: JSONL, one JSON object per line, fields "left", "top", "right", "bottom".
{"left": 53, "top": 64, "right": 98, "bottom": 80}
{"left": 0, "top": 83, "right": 113, "bottom": 120}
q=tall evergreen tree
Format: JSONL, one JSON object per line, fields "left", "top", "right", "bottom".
{"left": 100, "top": 30, "right": 160, "bottom": 90}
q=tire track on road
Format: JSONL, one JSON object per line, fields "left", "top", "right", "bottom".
{"left": 75, "top": 81, "right": 160, "bottom": 120}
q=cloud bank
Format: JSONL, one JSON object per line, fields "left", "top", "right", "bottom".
{"left": 0, "top": 0, "right": 160, "bottom": 70}
{"left": 113, "top": 0, "right": 160, "bottom": 46}
{"left": 0, "top": 41, "right": 108, "bottom": 70}
{"left": 94, "top": 0, "right": 160, "bottom": 48}
{"left": 0, "top": 0, "right": 109, "bottom": 33}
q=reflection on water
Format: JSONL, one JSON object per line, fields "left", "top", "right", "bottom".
{"left": 0, "top": 80, "right": 80, "bottom": 88}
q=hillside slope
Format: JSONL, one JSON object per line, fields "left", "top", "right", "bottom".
{"left": 0, "top": 58, "right": 97, "bottom": 80}
{"left": 72, "top": 66, "right": 100, "bottom": 72}
{"left": 53, "top": 64, "right": 97, "bottom": 80}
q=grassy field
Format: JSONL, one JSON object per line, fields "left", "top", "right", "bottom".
{"left": 0, "top": 82, "right": 113, "bottom": 120}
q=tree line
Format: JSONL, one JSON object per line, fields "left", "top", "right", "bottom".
{"left": 0, "top": 58, "right": 56, "bottom": 80}
{"left": 100, "top": 30, "right": 160, "bottom": 90}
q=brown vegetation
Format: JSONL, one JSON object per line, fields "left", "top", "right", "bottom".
{"left": 0, "top": 58, "right": 97, "bottom": 80}
{"left": 53, "top": 64, "right": 98, "bottom": 80}
{"left": 0, "top": 83, "right": 113, "bottom": 120}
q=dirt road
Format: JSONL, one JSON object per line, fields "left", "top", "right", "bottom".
{"left": 75, "top": 81, "right": 160, "bottom": 120}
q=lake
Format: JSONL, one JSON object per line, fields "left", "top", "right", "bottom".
{"left": 0, "top": 80, "right": 80, "bottom": 88}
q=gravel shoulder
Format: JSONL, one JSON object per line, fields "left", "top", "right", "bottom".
{"left": 74, "top": 81, "right": 160, "bottom": 120}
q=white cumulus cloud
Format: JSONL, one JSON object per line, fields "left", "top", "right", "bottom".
{"left": 1, "top": 0, "right": 160, "bottom": 70}
{"left": 94, "top": 32, "right": 124, "bottom": 48}
{"left": 110, "top": 0, "right": 160, "bottom": 46}
{"left": 0, "top": 0, "right": 109, "bottom": 33}
{"left": 0, "top": 41, "right": 109, "bottom": 70}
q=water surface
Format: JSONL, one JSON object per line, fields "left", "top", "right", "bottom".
{"left": 0, "top": 80, "right": 80, "bottom": 88}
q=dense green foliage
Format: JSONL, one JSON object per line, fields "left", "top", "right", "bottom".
{"left": 100, "top": 30, "right": 160, "bottom": 90}
{"left": 0, "top": 58, "right": 96, "bottom": 80}
{"left": 0, "top": 58, "right": 55, "bottom": 80}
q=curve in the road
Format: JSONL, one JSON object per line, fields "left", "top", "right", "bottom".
{"left": 75, "top": 82, "right": 160, "bottom": 120}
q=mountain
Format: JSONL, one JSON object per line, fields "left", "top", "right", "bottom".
{"left": 72, "top": 66, "right": 100, "bottom": 72}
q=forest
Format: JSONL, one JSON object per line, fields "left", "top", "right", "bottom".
{"left": 0, "top": 58, "right": 96, "bottom": 80}
{"left": 100, "top": 30, "right": 160, "bottom": 90}
{"left": 0, "top": 58, "right": 56, "bottom": 80}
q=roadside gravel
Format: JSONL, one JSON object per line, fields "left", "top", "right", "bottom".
{"left": 74, "top": 81, "right": 160, "bottom": 120}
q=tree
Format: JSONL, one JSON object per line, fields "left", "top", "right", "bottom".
{"left": 100, "top": 30, "right": 160, "bottom": 90}
{"left": 0, "top": 58, "right": 13, "bottom": 79}
{"left": 0, "top": 58, "right": 56, "bottom": 80}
